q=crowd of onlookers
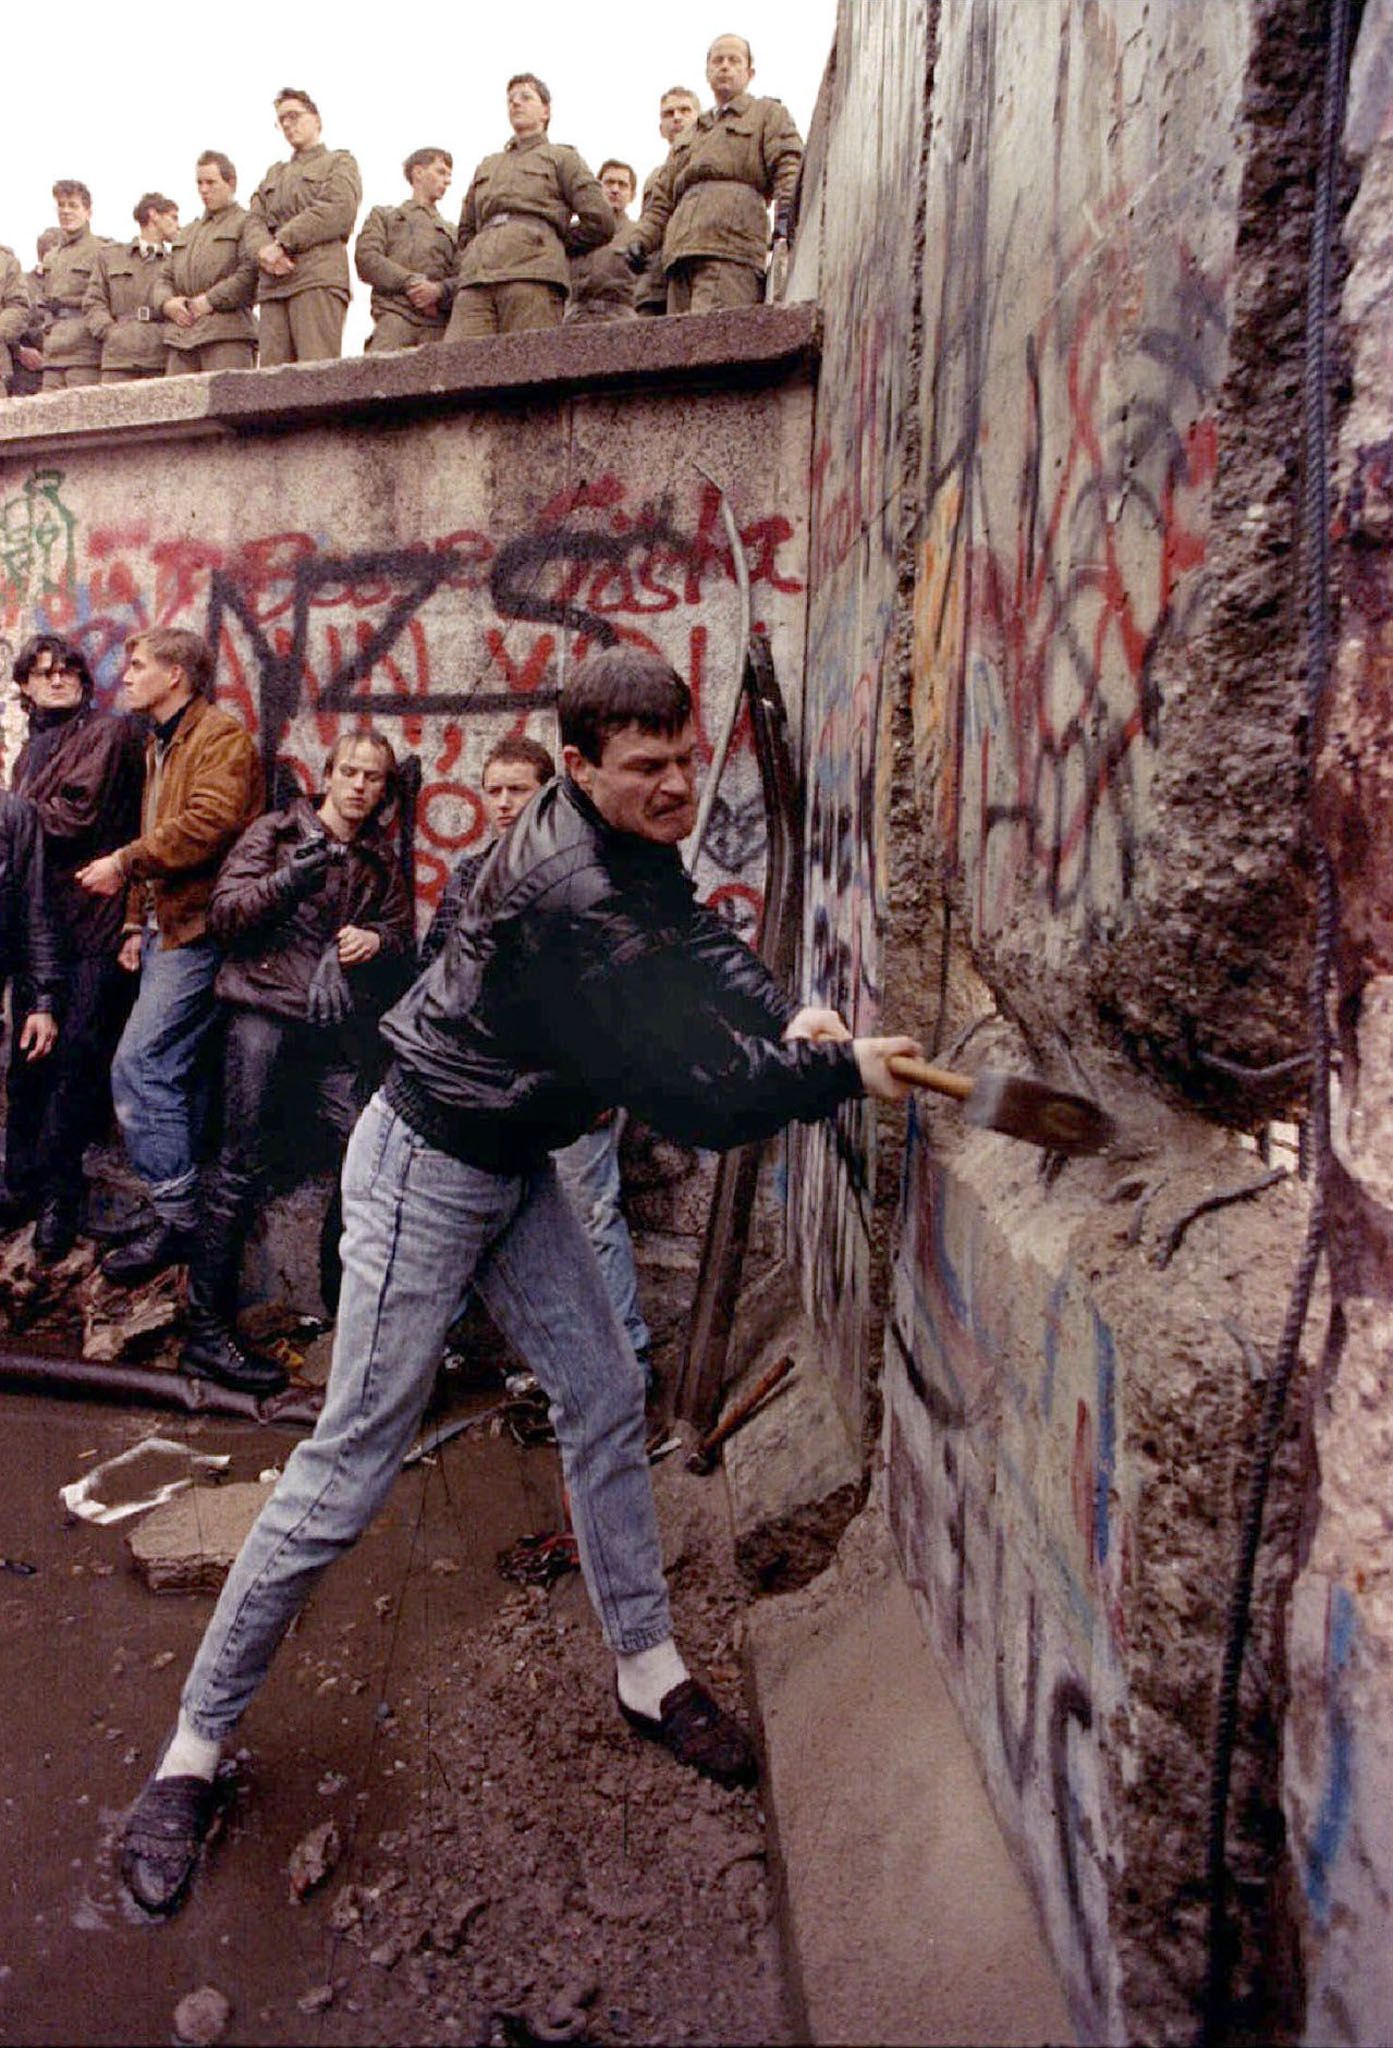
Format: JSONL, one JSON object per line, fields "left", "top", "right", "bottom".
{"left": 0, "top": 34, "right": 803, "bottom": 393}
{"left": 0, "top": 623, "right": 656, "bottom": 1404}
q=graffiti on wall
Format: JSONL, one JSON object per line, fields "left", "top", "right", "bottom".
{"left": 884, "top": 1105, "right": 1127, "bottom": 2031}
{"left": 914, "top": 0, "right": 1232, "bottom": 941}
{"left": 1, "top": 463, "right": 803, "bottom": 922}
{"left": 791, "top": 0, "right": 927, "bottom": 1402}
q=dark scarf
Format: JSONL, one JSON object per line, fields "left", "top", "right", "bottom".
{"left": 16, "top": 698, "right": 84, "bottom": 791}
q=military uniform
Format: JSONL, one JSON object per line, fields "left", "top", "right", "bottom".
{"left": 355, "top": 199, "right": 456, "bottom": 352}
{"left": 39, "top": 227, "right": 108, "bottom": 388}
{"left": 634, "top": 93, "right": 803, "bottom": 314}
{"left": 445, "top": 134, "right": 612, "bottom": 341}
{"left": 566, "top": 222, "right": 636, "bottom": 324}
{"left": 0, "top": 246, "right": 31, "bottom": 391}
{"left": 250, "top": 142, "right": 362, "bottom": 365}
{"left": 84, "top": 239, "right": 170, "bottom": 381}
{"left": 634, "top": 168, "right": 669, "bottom": 316}
{"left": 158, "top": 203, "right": 263, "bottom": 374}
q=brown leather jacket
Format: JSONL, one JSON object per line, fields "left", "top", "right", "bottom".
{"left": 210, "top": 797, "right": 413, "bottom": 1021}
{"left": 12, "top": 706, "right": 144, "bottom": 956}
{"left": 118, "top": 696, "right": 263, "bottom": 948}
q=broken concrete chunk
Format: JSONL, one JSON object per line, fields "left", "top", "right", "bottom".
{"left": 172, "top": 1985, "right": 231, "bottom": 2046}
{"left": 125, "top": 1481, "right": 272, "bottom": 1592}
{"left": 288, "top": 1819, "right": 341, "bottom": 1901}
{"left": 296, "top": 1984, "right": 334, "bottom": 2016}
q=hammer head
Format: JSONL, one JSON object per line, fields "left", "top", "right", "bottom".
{"left": 964, "top": 1072, "right": 1115, "bottom": 1156}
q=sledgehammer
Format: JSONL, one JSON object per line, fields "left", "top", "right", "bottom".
{"left": 887, "top": 1054, "right": 1114, "bottom": 1156}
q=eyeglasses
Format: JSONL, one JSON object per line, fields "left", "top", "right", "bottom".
{"left": 32, "top": 660, "right": 80, "bottom": 678}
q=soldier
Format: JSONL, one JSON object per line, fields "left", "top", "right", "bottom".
{"left": 159, "top": 153, "right": 262, "bottom": 375}
{"left": 39, "top": 182, "right": 107, "bottom": 390}
{"left": 628, "top": 35, "right": 803, "bottom": 314}
{"left": 635, "top": 88, "right": 701, "bottom": 317}
{"left": 9, "top": 231, "right": 61, "bottom": 395}
{"left": 84, "top": 194, "right": 180, "bottom": 383}
{"left": 354, "top": 148, "right": 457, "bottom": 353}
{"left": 0, "top": 244, "right": 31, "bottom": 397}
{"left": 442, "top": 72, "right": 612, "bottom": 342}
{"left": 250, "top": 87, "right": 361, "bottom": 365}
{"left": 566, "top": 160, "right": 639, "bottom": 325}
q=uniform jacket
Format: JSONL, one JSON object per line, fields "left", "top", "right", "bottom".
{"left": 12, "top": 707, "right": 144, "bottom": 957}
{"left": 455, "top": 135, "right": 612, "bottom": 292}
{"left": 634, "top": 166, "right": 670, "bottom": 311}
{"left": 250, "top": 144, "right": 362, "bottom": 302}
{"left": 40, "top": 227, "right": 109, "bottom": 369}
{"left": 0, "top": 792, "right": 62, "bottom": 1011}
{"left": 84, "top": 240, "right": 171, "bottom": 372}
{"left": 210, "top": 796, "right": 412, "bottom": 1021}
{"left": 355, "top": 200, "right": 456, "bottom": 332}
{"left": 634, "top": 94, "right": 803, "bottom": 273}
{"left": 117, "top": 695, "right": 263, "bottom": 949}
{"left": 0, "top": 246, "right": 30, "bottom": 382}
{"left": 567, "top": 223, "right": 636, "bottom": 321}
{"left": 158, "top": 205, "right": 263, "bottom": 351}
{"left": 381, "top": 776, "right": 859, "bottom": 1173}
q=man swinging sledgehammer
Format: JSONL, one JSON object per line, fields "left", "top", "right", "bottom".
{"left": 118, "top": 648, "right": 921, "bottom": 1916}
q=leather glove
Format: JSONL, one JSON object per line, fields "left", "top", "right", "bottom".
{"left": 624, "top": 239, "right": 648, "bottom": 275}
{"left": 305, "top": 942, "right": 354, "bottom": 1026}
{"left": 276, "top": 834, "right": 333, "bottom": 901}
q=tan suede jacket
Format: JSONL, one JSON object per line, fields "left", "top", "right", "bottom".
{"left": 118, "top": 696, "right": 264, "bottom": 948}
{"left": 634, "top": 94, "right": 803, "bottom": 273}
{"left": 250, "top": 144, "right": 362, "bottom": 302}
{"left": 354, "top": 200, "right": 456, "bottom": 331}
{"left": 455, "top": 135, "right": 612, "bottom": 291}
{"left": 158, "top": 205, "right": 263, "bottom": 351}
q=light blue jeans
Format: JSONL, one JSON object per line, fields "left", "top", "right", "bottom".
{"left": 109, "top": 927, "right": 221, "bottom": 1228}
{"left": 554, "top": 1113, "right": 652, "bottom": 1373}
{"left": 182, "top": 1092, "right": 670, "bottom": 1739}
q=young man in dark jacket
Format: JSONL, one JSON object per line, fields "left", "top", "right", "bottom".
{"left": 0, "top": 793, "right": 61, "bottom": 1192}
{"left": 1, "top": 635, "right": 143, "bottom": 1258}
{"left": 182, "top": 729, "right": 412, "bottom": 1394}
{"left": 119, "top": 648, "right": 921, "bottom": 1918}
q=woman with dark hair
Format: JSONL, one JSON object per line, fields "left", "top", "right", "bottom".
{"left": 1, "top": 634, "right": 143, "bottom": 1257}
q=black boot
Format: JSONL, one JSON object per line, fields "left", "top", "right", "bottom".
{"left": 101, "top": 1217, "right": 197, "bottom": 1286}
{"left": 181, "top": 1316, "right": 288, "bottom": 1396}
{"left": 180, "top": 1177, "right": 287, "bottom": 1396}
{"left": 34, "top": 1192, "right": 79, "bottom": 1263}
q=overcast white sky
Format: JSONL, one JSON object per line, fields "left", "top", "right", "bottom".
{"left": 7, "top": 0, "right": 836, "bottom": 352}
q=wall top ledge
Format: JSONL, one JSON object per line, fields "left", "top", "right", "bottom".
{"left": 0, "top": 304, "right": 820, "bottom": 459}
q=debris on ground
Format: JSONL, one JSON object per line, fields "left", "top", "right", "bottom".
{"left": 496, "top": 1530, "right": 580, "bottom": 1587}
{"left": 288, "top": 1819, "right": 342, "bottom": 1901}
{"left": 59, "top": 1435, "right": 230, "bottom": 1527}
{"left": 81, "top": 1265, "right": 184, "bottom": 1364}
{"left": 273, "top": 1449, "right": 789, "bottom": 2045}
{"left": 125, "top": 1479, "right": 274, "bottom": 1592}
{"left": 172, "top": 1984, "right": 231, "bottom": 2045}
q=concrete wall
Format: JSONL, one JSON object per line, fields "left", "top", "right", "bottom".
{"left": 1285, "top": 5, "right": 1393, "bottom": 2041}
{"left": 793, "top": 1, "right": 1329, "bottom": 2039}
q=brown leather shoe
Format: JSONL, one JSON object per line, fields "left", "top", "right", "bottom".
{"left": 617, "top": 1678, "right": 758, "bottom": 1789}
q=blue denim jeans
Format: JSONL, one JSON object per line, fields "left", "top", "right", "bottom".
{"left": 182, "top": 1092, "right": 670, "bottom": 1739}
{"left": 109, "top": 927, "right": 221, "bottom": 1228}
{"left": 554, "top": 1113, "right": 652, "bottom": 1371}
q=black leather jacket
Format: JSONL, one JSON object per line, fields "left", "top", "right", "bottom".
{"left": 0, "top": 791, "right": 62, "bottom": 1010}
{"left": 382, "top": 776, "right": 860, "bottom": 1172}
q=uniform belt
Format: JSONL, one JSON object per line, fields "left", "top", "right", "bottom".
{"left": 480, "top": 211, "right": 546, "bottom": 230}
{"left": 117, "top": 306, "right": 154, "bottom": 321}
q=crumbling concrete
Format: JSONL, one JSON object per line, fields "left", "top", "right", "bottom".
{"left": 126, "top": 1480, "right": 276, "bottom": 1593}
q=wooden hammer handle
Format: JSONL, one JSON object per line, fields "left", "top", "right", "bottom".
{"left": 888, "top": 1053, "right": 975, "bottom": 1103}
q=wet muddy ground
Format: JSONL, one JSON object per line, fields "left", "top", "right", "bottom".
{"left": 0, "top": 1389, "right": 786, "bottom": 2046}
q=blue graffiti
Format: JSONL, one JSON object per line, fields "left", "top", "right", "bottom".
{"left": 1304, "top": 1584, "right": 1357, "bottom": 1929}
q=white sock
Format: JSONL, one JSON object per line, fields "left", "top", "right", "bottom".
{"left": 616, "top": 1639, "right": 689, "bottom": 1719}
{"left": 155, "top": 1710, "right": 221, "bottom": 1783}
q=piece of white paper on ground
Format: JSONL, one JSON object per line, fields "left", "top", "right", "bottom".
{"left": 59, "top": 1435, "right": 231, "bottom": 1526}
